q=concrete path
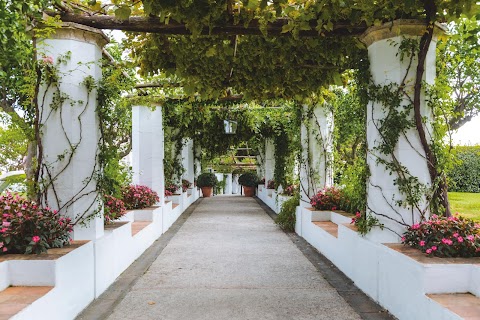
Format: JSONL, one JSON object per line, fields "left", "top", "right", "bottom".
{"left": 106, "top": 196, "right": 362, "bottom": 320}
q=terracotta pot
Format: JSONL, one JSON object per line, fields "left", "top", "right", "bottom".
{"left": 201, "top": 186, "right": 213, "bottom": 197}
{"left": 243, "top": 186, "right": 255, "bottom": 197}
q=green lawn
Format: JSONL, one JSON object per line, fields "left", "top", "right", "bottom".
{"left": 448, "top": 192, "right": 480, "bottom": 221}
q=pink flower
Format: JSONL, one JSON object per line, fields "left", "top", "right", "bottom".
{"left": 32, "top": 236, "right": 40, "bottom": 243}
{"left": 17, "top": 212, "right": 22, "bottom": 217}
{"left": 355, "top": 212, "right": 361, "bottom": 218}
{"left": 453, "top": 233, "right": 459, "bottom": 238}
{"left": 467, "top": 235, "right": 475, "bottom": 241}
{"left": 2, "top": 222, "right": 10, "bottom": 227}
{"left": 431, "top": 214, "right": 438, "bottom": 219}
{"left": 2, "top": 247, "right": 7, "bottom": 252}
{"left": 457, "top": 236, "right": 464, "bottom": 243}
{"left": 401, "top": 236, "right": 406, "bottom": 242}
{"left": 419, "top": 240, "right": 426, "bottom": 247}
{"left": 431, "top": 246, "right": 437, "bottom": 251}
{"left": 411, "top": 224, "right": 420, "bottom": 230}
{"left": 42, "top": 56, "right": 54, "bottom": 64}
{"left": 441, "top": 238, "right": 453, "bottom": 245}
{"left": 0, "top": 228, "right": 7, "bottom": 233}
{"left": 426, "top": 249, "right": 432, "bottom": 254}
{"left": 4, "top": 206, "right": 10, "bottom": 210}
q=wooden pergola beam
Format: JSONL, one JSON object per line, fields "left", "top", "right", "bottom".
{"left": 54, "top": 13, "right": 367, "bottom": 37}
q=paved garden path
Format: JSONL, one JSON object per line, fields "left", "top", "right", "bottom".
{"left": 105, "top": 196, "right": 362, "bottom": 320}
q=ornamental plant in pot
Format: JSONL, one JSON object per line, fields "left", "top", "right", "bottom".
{"left": 238, "top": 172, "right": 259, "bottom": 197}
{"left": 196, "top": 173, "right": 217, "bottom": 197}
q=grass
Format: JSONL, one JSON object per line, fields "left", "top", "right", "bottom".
{"left": 448, "top": 192, "right": 480, "bottom": 221}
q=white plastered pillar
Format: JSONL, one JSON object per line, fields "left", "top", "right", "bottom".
{"left": 194, "top": 142, "right": 202, "bottom": 179}
{"left": 264, "top": 139, "right": 275, "bottom": 184}
{"left": 299, "top": 104, "right": 334, "bottom": 207}
{"left": 182, "top": 138, "right": 195, "bottom": 185}
{"left": 132, "top": 105, "right": 165, "bottom": 205}
{"left": 37, "top": 23, "right": 108, "bottom": 240}
{"left": 361, "top": 20, "right": 443, "bottom": 242}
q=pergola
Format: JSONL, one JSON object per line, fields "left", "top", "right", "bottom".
{"left": 36, "top": 0, "right": 463, "bottom": 242}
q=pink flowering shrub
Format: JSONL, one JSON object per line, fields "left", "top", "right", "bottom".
{"left": 283, "top": 184, "right": 298, "bottom": 196}
{"left": 182, "top": 179, "right": 192, "bottom": 192}
{"left": 402, "top": 214, "right": 480, "bottom": 258}
{"left": 121, "top": 185, "right": 159, "bottom": 210}
{"left": 164, "top": 189, "right": 173, "bottom": 197}
{"left": 104, "top": 195, "right": 127, "bottom": 224}
{"left": 267, "top": 180, "right": 275, "bottom": 189}
{"left": 0, "top": 192, "right": 73, "bottom": 254}
{"left": 310, "top": 186, "right": 342, "bottom": 210}
{"left": 165, "top": 184, "right": 179, "bottom": 194}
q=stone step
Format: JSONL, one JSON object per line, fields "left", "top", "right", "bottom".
{"left": 0, "top": 286, "right": 53, "bottom": 320}
{"left": 313, "top": 221, "right": 338, "bottom": 238}
{"left": 427, "top": 293, "right": 480, "bottom": 320}
{"left": 131, "top": 221, "right": 152, "bottom": 236}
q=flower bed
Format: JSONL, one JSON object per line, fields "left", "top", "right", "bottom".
{"left": 181, "top": 179, "right": 192, "bottom": 192}
{"left": 121, "top": 185, "right": 159, "bottom": 210}
{"left": 402, "top": 214, "right": 480, "bottom": 258}
{"left": 310, "top": 186, "right": 342, "bottom": 210}
{"left": 0, "top": 192, "right": 73, "bottom": 254}
{"left": 267, "top": 179, "right": 275, "bottom": 189}
{"left": 104, "top": 195, "right": 127, "bottom": 224}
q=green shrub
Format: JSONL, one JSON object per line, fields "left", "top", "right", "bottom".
{"left": 275, "top": 193, "right": 299, "bottom": 232}
{"left": 238, "top": 172, "right": 259, "bottom": 187}
{"left": 448, "top": 146, "right": 480, "bottom": 193}
{"left": 196, "top": 173, "right": 217, "bottom": 188}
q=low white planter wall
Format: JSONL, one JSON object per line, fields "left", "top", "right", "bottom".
{"left": 296, "top": 206, "right": 480, "bottom": 320}
{"left": 0, "top": 195, "right": 197, "bottom": 320}
{"left": 10, "top": 241, "right": 95, "bottom": 320}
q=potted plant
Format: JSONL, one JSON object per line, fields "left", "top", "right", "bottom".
{"left": 196, "top": 173, "right": 218, "bottom": 197}
{"left": 238, "top": 172, "right": 259, "bottom": 197}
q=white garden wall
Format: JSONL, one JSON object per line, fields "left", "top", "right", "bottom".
{"left": 0, "top": 190, "right": 200, "bottom": 320}
{"left": 293, "top": 206, "right": 480, "bottom": 320}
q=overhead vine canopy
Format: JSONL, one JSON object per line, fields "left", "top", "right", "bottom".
{"left": 51, "top": 0, "right": 478, "bottom": 100}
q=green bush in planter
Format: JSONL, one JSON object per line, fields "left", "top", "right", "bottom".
{"left": 196, "top": 173, "right": 218, "bottom": 188}
{"left": 238, "top": 172, "right": 259, "bottom": 187}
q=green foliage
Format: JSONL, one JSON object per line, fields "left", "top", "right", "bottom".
{"left": 0, "top": 113, "right": 28, "bottom": 172}
{"left": 238, "top": 172, "right": 259, "bottom": 187}
{"left": 97, "top": 43, "right": 136, "bottom": 198}
{"left": 196, "top": 172, "right": 218, "bottom": 187}
{"left": 448, "top": 146, "right": 480, "bottom": 193}
{"left": 351, "top": 212, "right": 382, "bottom": 236}
{"left": 275, "top": 193, "right": 299, "bottom": 232}
{"left": 338, "top": 158, "right": 368, "bottom": 214}
{"left": 436, "top": 16, "right": 480, "bottom": 130}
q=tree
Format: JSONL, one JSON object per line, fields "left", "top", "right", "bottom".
{"left": 0, "top": 113, "right": 28, "bottom": 172}
{"left": 438, "top": 17, "right": 480, "bottom": 130}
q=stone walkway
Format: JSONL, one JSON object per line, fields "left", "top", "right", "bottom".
{"left": 102, "top": 196, "right": 363, "bottom": 320}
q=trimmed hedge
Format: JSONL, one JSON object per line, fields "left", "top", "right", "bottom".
{"left": 448, "top": 146, "right": 480, "bottom": 193}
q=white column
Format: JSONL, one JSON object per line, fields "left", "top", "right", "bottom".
{"left": 37, "top": 23, "right": 108, "bottom": 240}
{"left": 132, "top": 106, "right": 153, "bottom": 187}
{"left": 224, "top": 173, "right": 233, "bottom": 194}
{"left": 151, "top": 105, "right": 165, "bottom": 206}
{"left": 299, "top": 104, "right": 334, "bottom": 207}
{"left": 132, "top": 105, "right": 164, "bottom": 205}
{"left": 361, "top": 20, "right": 443, "bottom": 242}
{"left": 264, "top": 139, "right": 275, "bottom": 184}
{"left": 194, "top": 142, "right": 202, "bottom": 179}
{"left": 182, "top": 139, "right": 195, "bottom": 185}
